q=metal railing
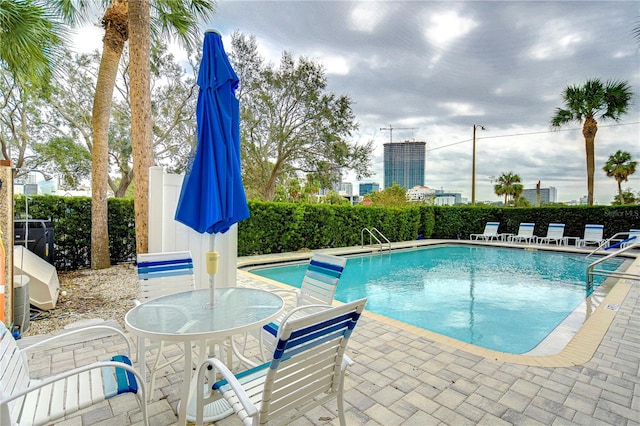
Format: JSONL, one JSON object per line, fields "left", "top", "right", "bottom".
{"left": 585, "top": 231, "right": 638, "bottom": 259}
{"left": 361, "top": 227, "right": 391, "bottom": 252}
{"left": 586, "top": 242, "right": 640, "bottom": 295}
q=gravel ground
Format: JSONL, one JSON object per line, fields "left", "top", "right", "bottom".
{"left": 25, "top": 264, "right": 138, "bottom": 336}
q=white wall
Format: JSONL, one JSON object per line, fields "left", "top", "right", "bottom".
{"left": 148, "top": 166, "right": 238, "bottom": 289}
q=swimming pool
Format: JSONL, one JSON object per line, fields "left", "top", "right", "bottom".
{"left": 248, "top": 245, "right": 624, "bottom": 354}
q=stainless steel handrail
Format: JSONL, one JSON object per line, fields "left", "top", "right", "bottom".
{"left": 585, "top": 231, "right": 637, "bottom": 258}
{"left": 361, "top": 228, "right": 391, "bottom": 251}
{"left": 586, "top": 242, "right": 640, "bottom": 295}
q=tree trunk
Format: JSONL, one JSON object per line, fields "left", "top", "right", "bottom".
{"left": 582, "top": 117, "right": 598, "bottom": 206}
{"left": 91, "top": 0, "right": 128, "bottom": 269}
{"left": 128, "top": 0, "right": 153, "bottom": 254}
{"left": 617, "top": 179, "right": 623, "bottom": 202}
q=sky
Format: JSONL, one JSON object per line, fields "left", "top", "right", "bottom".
{"left": 74, "top": 1, "right": 640, "bottom": 204}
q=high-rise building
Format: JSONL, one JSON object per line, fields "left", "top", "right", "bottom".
{"left": 383, "top": 141, "right": 426, "bottom": 189}
{"left": 521, "top": 186, "right": 557, "bottom": 205}
{"left": 359, "top": 182, "right": 380, "bottom": 196}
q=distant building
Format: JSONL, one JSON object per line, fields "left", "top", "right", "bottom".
{"left": 434, "top": 189, "right": 463, "bottom": 206}
{"left": 521, "top": 186, "right": 557, "bottom": 205}
{"left": 338, "top": 182, "right": 353, "bottom": 196}
{"left": 407, "top": 185, "right": 435, "bottom": 202}
{"left": 383, "top": 141, "right": 426, "bottom": 190}
{"left": 359, "top": 182, "right": 380, "bottom": 196}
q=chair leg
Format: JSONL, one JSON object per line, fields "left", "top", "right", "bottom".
{"left": 337, "top": 374, "right": 347, "bottom": 426}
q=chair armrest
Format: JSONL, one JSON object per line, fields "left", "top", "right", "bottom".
{"left": 342, "top": 354, "right": 354, "bottom": 370}
{"left": 0, "top": 359, "right": 146, "bottom": 406}
{"left": 196, "top": 357, "right": 258, "bottom": 418}
{"left": 21, "top": 325, "right": 133, "bottom": 357}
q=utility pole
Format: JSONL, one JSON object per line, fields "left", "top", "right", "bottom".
{"left": 471, "top": 124, "right": 485, "bottom": 206}
{"left": 380, "top": 124, "right": 417, "bottom": 143}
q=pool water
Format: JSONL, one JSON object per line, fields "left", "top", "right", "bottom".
{"left": 249, "top": 245, "right": 623, "bottom": 354}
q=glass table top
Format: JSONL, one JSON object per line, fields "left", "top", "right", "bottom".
{"left": 125, "top": 287, "right": 284, "bottom": 340}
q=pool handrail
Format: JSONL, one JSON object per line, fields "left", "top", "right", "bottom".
{"left": 586, "top": 241, "right": 640, "bottom": 295}
{"left": 585, "top": 230, "right": 636, "bottom": 259}
{"left": 361, "top": 227, "right": 391, "bottom": 251}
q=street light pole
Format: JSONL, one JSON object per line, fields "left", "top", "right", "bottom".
{"left": 471, "top": 124, "right": 485, "bottom": 205}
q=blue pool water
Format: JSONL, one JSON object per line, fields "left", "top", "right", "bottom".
{"left": 249, "top": 245, "right": 623, "bottom": 354}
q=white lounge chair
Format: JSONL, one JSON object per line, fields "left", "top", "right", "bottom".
{"left": 0, "top": 322, "right": 149, "bottom": 425}
{"left": 470, "top": 222, "right": 500, "bottom": 241}
{"left": 190, "top": 298, "right": 367, "bottom": 426}
{"left": 508, "top": 223, "right": 536, "bottom": 244}
{"left": 605, "top": 229, "right": 640, "bottom": 249}
{"left": 576, "top": 224, "right": 606, "bottom": 248}
{"left": 621, "top": 229, "right": 640, "bottom": 248}
{"left": 136, "top": 251, "right": 196, "bottom": 399}
{"left": 536, "top": 223, "right": 566, "bottom": 245}
{"left": 259, "top": 253, "right": 347, "bottom": 360}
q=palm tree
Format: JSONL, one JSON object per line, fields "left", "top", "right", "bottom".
{"left": 494, "top": 172, "right": 523, "bottom": 207}
{"left": 0, "top": 0, "right": 64, "bottom": 89}
{"left": 551, "top": 78, "right": 633, "bottom": 206}
{"left": 88, "top": 0, "right": 216, "bottom": 268}
{"left": 128, "top": 0, "right": 152, "bottom": 256}
{"left": 603, "top": 150, "right": 637, "bottom": 204}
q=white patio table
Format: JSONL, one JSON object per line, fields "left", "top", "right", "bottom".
{"left": 125, "top": 287, "right": 284, "bottom": 425}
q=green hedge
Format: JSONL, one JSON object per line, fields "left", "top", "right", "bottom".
{"left": 12, "top": 195, "right": 640, "bottom": 270}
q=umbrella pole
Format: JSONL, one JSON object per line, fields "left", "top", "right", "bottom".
{"left": 206, "top": 236, "right": 219, "bottom": 308}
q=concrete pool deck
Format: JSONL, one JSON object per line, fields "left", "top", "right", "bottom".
{"left": 19, "top": 241, "right": 640, "bottom": 424}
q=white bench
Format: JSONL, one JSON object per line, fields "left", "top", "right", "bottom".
{"left": 0, "top": 322, "right": 149, "bottom": 425}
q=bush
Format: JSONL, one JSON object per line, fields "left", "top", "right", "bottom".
{"left": 13, "top": 195, "right": 640, "bottom": 269}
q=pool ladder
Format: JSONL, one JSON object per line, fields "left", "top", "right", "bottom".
{"left": 586, "top": 242, "right": 640, "bottom": 295}
{"left": 361, "top": 227, "right": 391, "bottom": 252}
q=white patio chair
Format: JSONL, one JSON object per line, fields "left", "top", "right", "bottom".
{"left": 0, "top": 322, "right": 148, "bottom": 426}
{"left": 189, "top": 298, "right": 367, "bottom": 426}
{"left": 576, "top": 224, "right": 606, "bottom": 248}
{"left": 470, "top": 222, "right": 500, "bottom": 241}
{"left": 258, "top": 253, "right": 347, "bottom": 360}
{"left": 507, "top": 223, "right": 536, "bottom": 244}
{"left": 620, "top": 229, "right": 640, "bottom": 248}
{"left": 536, "top": 223, "right": 566, "bottom": 245}
{"left": 136, "top": 250, "right": 196, "bottom": 399}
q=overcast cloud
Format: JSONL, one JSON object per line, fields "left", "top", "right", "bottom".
{"left": 77, "top": 1, "right": 640, "bottom": 204}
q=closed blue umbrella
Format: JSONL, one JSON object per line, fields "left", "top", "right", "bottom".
{"left": 175, "top": 30, "right": 249, "bottom": 307}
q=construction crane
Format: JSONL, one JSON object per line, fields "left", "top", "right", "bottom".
{"left": 379, "top": 125, "right": 418, "bottom": 143}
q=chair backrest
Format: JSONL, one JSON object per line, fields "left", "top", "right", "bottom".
{"left": 137, "top": 251, "right": 196, "bottom": 302}
{"left": 298, "top": 253, "right": 347, "bottom": 306}
{"left": 484, "top": 222, "right": 500, "bottom": 235}
{"left": 0, "top": 323, "right": 30, "bottom": 422}
{"left": 257, "top": 298, "right": 366, "bottom": 423}
{"left": 516, "top": 223, "right": 535, "bottom": 237}
{"left": 545, "top": 223, "right": 565, "bottom": 238}
{"left": 583, "top": 224, "right": 604, "bottom": 241}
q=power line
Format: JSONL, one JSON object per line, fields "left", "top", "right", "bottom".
{"left": 426, "top": 121, "right": 640, "bottom": 152}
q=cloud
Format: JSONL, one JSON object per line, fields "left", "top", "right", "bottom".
{"left": 423, "top": 10, "right": 478, "bottom": 48}
{"left": 167, "top": 1, "right": 640, "bottom": 203}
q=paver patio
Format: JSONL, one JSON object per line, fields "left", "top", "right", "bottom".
{"left": 17, "top": 243, "right": 640, "bottom": 425}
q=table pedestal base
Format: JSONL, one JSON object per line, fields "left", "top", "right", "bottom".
{"left": 183, "top": 387, "right": 234, "bottom": 423}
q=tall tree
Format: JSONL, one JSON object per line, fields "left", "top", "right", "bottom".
{"left": 88, "top": 0, "right": 215, "bottom": 268}
{"left": 550, "top": 78, "right": 633, "bottom": 206}
{"left": 91, "top": 0, "right": 128, "bottom": 268}
{"left": 603, "top": 150, "right": 637, "bottom": 204}
{"left": 494, "top": 172, "right": 523, "bottom": 207}
{"left": 128, "top": 0, "right": 152, "bottom": 254}
{"left": 230, "top": 32, "right": 373, "bottom": 200}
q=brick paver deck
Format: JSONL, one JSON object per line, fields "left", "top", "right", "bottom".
{"left": 18, "top": 242, "right": 640, "bottom": 425}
